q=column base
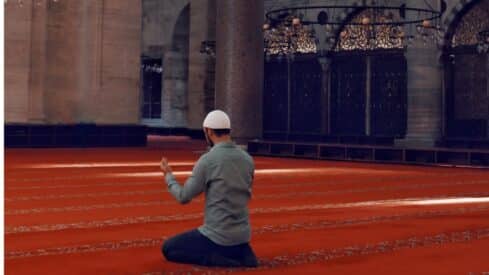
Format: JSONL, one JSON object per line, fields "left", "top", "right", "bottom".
{"left": 233, "top": 137, "right": 261, "bottom": 146}
{"left": 28, "top": 118, "right": 47, "bottom": 123}
{"left": 395, "top": 136, "right": 440, "bottom": 148}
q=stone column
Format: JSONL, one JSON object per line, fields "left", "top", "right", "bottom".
{"left": 28, "top": 0, "right": 48, "bottom": 122}
{"left": 44, "top": 0, "right": 81, "bottom": 123}
{"left": 397, "top": 46, "right": 443, "bottom": 147}
{"left": 440, "top": 54, "right": 448, "bottom": 138}
{"left": 75, "top": 0, "right": 105, "bottom": 123}
{"left": 486, "top": 53, "right": 489, "bottom": 136}
{"left": 365, "top": 56, "right": 372, "bottom": 136}
{"left": 42, "top": 0, "right": 141, "bottom": 124}
{"left": 5, "top": 0, "right": 33, "bottom": 123}
{"left": 318, "top": 57, "right": 332, "bottom": 135}
{"left": 187, "top": 0, "right": 216, "bottom": 131}
{"left": 94, "top": 0, "right": 141, "bottom": 124}
{"left": 397, "top": 0, "right": 443, "bottom": 147}
{"left": 162, "top": 50, "right": 188, "bottom": 127}
{"left": 215, "top": 0, "right": 264, "bottom": 143}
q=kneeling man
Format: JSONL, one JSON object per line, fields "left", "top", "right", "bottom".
{"left": 160, "top": 110, "right": 258, "bottom": 267}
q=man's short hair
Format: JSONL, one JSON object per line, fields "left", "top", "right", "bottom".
{"left": 212, "top": 128, "right": 231, "bottom": 137}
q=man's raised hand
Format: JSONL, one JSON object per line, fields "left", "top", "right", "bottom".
{"left": 160, "top": 157, "right": 172, "bottom": 176}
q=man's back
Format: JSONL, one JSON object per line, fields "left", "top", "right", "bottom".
{"left": 161, "top": 110, "right": 258, "bottom": 267}
{"left": 199, "top": 142, "right": 254, "bottom": 246}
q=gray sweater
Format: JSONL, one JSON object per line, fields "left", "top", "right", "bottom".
{"left": 165, "top": 141, "right": 254, "bottom": 246}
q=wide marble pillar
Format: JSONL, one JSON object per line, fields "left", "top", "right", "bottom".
{"left": 187, "top": 0, "right": 216, "bottom": 131}
{"left": 397, "top": 0, "right": 443, "bottom": 147}
{"left": 162, "top": 50, "right": 188, "bottom": 127}
{"left": 28, "top": 0, "right": 48, "bottom": 122}
{"left": 215, "top": 0, "right": 264, "bottom": 143}
{"left": 397, "top": 47, "right": 443, "bottom": 147}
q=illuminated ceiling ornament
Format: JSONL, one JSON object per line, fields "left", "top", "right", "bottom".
{"left": 478, "top": 30, "right": 489, "bottom": 53}
{"left": 264, "top": 0, "right": 445, "bottom": 58}
{"left": 449, "top": 0, "right": 489, "bottom": 53}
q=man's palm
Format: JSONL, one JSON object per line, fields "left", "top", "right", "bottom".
{"left": 160, "top": 157, "right": 171, "bottom": 174}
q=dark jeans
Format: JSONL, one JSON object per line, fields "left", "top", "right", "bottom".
{"left": 162, "top": 229, "right": 258, "bottom": 267}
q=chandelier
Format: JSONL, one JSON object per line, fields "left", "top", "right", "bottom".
{"left": 263, "top": 14, "right": 317, "bottom": 60}
{"left": 264, "top": 0, "right": 445, "bottom": 59}
{"left": 477, "top": 30, "right": 489, "bottom": 53}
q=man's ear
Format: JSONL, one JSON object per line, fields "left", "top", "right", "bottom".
{"left": 207, "top": 128, "right": 214, "bottom": 138}
{"left": 203, "top": 128, "right": 211, "bottom": 138}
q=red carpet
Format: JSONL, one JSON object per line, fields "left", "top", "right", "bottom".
{"left": 5, "top": 137, "right": 489, "bottom": 274}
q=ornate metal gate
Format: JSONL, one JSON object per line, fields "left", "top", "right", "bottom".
{"left": 290, "top": 59, "right": 322, "bottom": 134}
{"left": 446, "top": 52, "right": 488, "bottom": 138}
{"left": 331, "top": 55, "right": 367, "bottom": 135}
{"left": 264, "top": 53, "right": 407, "bottom": 140}
{"left": 331, "top": 53, "right": 407, "bottom": 137}
{"left": 370, "top": 54, "right": 407, "bottom": 137}
{"left": 263, "top": 57, "right": 323, "bottom": 140}
{"left": 263, "top": 60, "right": 288, "bottom": 136}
